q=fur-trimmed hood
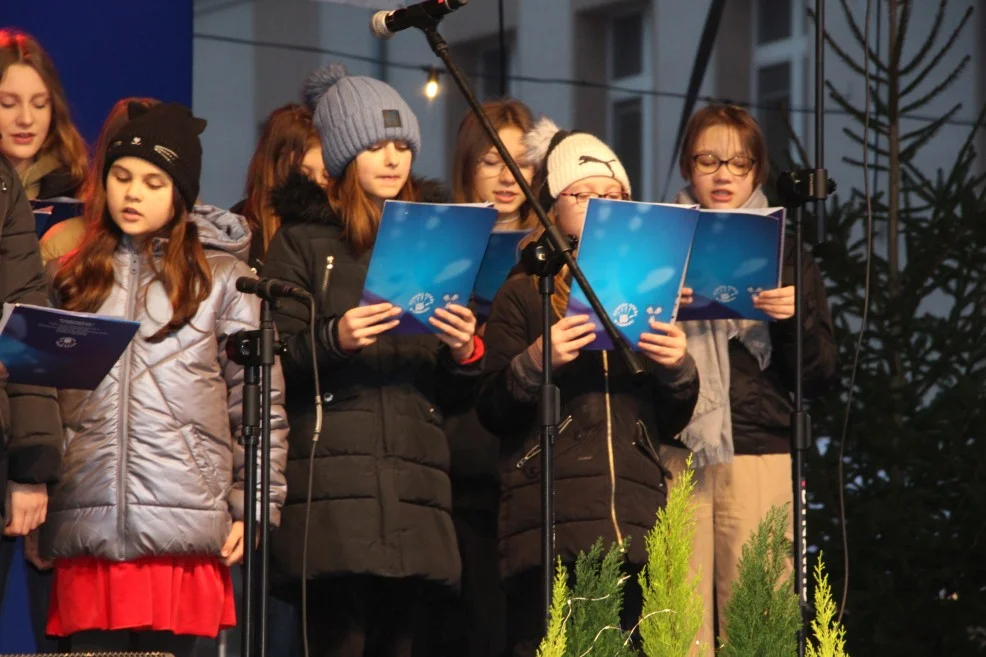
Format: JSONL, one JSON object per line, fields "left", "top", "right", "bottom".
{"left": 270, "top": 171, "right": 451, "bottom": 228}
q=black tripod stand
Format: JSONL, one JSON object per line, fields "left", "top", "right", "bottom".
{"left": 775, "top": 1, "right": 837, "bottom": 654}
{"left": 225, "top": 298, "right": 284, "bottom": 657}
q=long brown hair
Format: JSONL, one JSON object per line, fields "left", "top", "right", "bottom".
{"left": 328, "top": 160, "right": 417, "bottom": 255}
{"left": 452, "top": 98, "right": 536, "bottom": 228}
{"left": 0, "top": 29, "right": 87, "bottom": 183}
{"left": 54, "top": 182, "right": 212, "bottom": 343}
{"left": 242, "top": 104, "right": 321, "bottom": 256}
{"left": 679, "top": 104, "right": 769, "bottom": 188}
{"left": 80, "top": 97, "right": 160, "bottom": 210}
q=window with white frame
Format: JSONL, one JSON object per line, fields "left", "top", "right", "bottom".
{"left": 607, "top": 5, "right": 652, "bottom": 199}
{"left": 753, "top": 0, "right": 807, "bottom": 171}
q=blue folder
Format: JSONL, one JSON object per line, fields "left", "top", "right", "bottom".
{"left": 359, "top": 201, "right": 498, "bottom": 335}
{"left": 677, "top": 207, "right": 786, "bottom": 322}
{"left": 0, "top": 303, "right": 140, "bottom": 390}
{"left": 566, "top": 199, "right": 699, "bottom": 351}
{"left": 472, "top": 229, "right": 532, "bottom": 323}
{"left": 31, "top": 197, "right": 83, "bottom": 238}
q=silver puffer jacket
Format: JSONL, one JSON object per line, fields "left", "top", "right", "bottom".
{"left": 42, "top": 206, "right": 288, "bottom": 561}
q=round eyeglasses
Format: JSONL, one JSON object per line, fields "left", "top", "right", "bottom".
{"left": 692, "top": 153, "right": 756, "bottom": 176}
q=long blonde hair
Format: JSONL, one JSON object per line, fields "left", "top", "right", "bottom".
{"left": 0, "top": 30, "right": 87, "bottom": 184}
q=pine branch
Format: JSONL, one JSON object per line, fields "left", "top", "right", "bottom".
{"left": 900, "top": 104, "right": 963, "bottom": 158}
{"left": 900, "top": 58, "right": 970, "bottom": 115}
{"left": 718, "top": 505, "right": 801, "bottom": 657}
{"left": 567, "top": 540, "right": 633, "bottom": 657}
{"left": 639, "top": 458, "right": 705, "bottom": 657}
{"left": 901, "top": 5, "right": 974, "bottom": 84}
{"left": 537, "top": 560, "right": 571, "bottom": 657}
{"left": 899, "top": 0, "right": 948, "bottom": 75}
{"left": 817, "top": 0, "right": 890, "bottom": 73}
{"left": 806, "top": 555, "right": 850, "bottom": 657}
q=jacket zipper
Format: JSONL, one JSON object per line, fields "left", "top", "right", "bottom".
{"left": 117, "top": 248, "right": 140, "bottom": 545}
{"left": 515, "top": 415, "right": 573, "bottom": 469}
{"left": 602, "top": 351, "right": 623, "bottom": 546}
{"left": 321, "top": 255, "right": 335, "bottom": 297}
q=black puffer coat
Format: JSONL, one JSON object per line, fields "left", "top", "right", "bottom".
{"left": 478, "top": 273, "right": 700, "bottom": 578}
{"left": 263, "top": 173, "right": 481, "bottom": 588}
{"left": 0, "top": 156, "right": 63, "bottom": 510}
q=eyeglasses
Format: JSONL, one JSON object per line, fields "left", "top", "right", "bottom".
{"left": 692, "top": 153, "right": 756, "bottom": 176}
{"left": 477, "top": 156, "right": 536, "bottom": 179}
{"left": 558, "top": 191, "right": 629, "bottom": 206}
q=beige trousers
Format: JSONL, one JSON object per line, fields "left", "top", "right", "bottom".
{"left": 659, "top": 445, "right": 794, "bottom": 654}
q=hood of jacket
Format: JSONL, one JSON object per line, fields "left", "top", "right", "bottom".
{"left": 188, "top": 204, "right": 252, "bottom": 261}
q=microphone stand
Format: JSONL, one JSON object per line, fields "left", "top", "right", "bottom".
{"left": 776, "top": 1, "right": 835, "bottom": 654}
{"left": 413, "top": 22, "right": 646, "bottom": 628}
{"left": 226, "top": 298, "right": 283, "bottom": 657}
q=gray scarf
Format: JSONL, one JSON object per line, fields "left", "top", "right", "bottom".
{"left": 673, "top": 185, "right": 774, "bottom": 467}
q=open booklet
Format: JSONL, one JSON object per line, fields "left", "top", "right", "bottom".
{"left": 0, "top": 303, "right": 140, "bottom": 390}
{"left": 566, "top": 199, "right": 699, "bottom": 351}
{"left": 472, "top": 229, "right": 532, "bottom": 324}
{"left": 359, "top": 200, "right": 498, "bottom": 335}
{"left": 30, "top": 197, "right": 84, "bottom": 238}
{"left": 677, "top": 206, "right": 786, "bottom": 322}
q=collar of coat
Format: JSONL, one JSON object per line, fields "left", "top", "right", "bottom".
{"left": 271, "top": 171, "right": 452, "bottom": 228}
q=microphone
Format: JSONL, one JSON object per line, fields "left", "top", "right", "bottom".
{"left": 370, "top": 0, "right": 469, "bottom": 39}
{"left": 236, "top": 276, "right": 311, "bottom": 303}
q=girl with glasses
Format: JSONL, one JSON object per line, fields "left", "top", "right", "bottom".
{"left": 478, "top": 119, "right": 699, "bottom": 657}
{"left": 668, "top": 103, "right": 838, "bottom": 653}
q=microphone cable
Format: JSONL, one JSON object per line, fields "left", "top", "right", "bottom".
{"left": 834, "top": 0, "right": 875, "bottom": 624}
{"left": 300, "top": 296, "right": 323, "bottom": 657}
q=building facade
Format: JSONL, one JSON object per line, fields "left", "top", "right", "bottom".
{"left": 193, "top": 0, "right": 984, "bottom": 209}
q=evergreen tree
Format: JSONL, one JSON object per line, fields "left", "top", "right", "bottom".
{"left": 718, "top": 505, "right": 801, "bottom": 657}
{"left": 805, "top": 1, "right": 986, "bottom": 653}
{"left": 638, "top": 460, "right": 705, "bottom": 657}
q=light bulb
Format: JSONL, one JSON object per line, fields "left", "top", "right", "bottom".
{"left": 424, "top": 69, "right": 440, "bottom": 100}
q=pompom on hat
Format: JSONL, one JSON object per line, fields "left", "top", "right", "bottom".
{"left": 524, "top": 117, "right": 631, "bottom": 208}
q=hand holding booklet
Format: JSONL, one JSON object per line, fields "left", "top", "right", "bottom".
{"left": 0, "top": 304, "right": 139, "bottom": 389}
{"left": 566, "top": 199, "right": 699, "bottom": 351}
{"left": 359, "top": 200, "right": 498, "bottom": 335}
{"left": 676, "top": 207, "right": 786, "bottom": 322}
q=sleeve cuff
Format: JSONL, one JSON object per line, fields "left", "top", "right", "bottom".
{"left": 323, "top": 316, "right": 354, "bottom": 359}
{"left": 651, "top": 353, "right": 698, "bottom": 387}
{"left": 457, "top": 335, "right": 485, "bottom": 365}
{"left": 509, "top": 346, "right": 543, "bottom": 396}
{"left": 8, "top": 444, "right": 62, "bottom": 485}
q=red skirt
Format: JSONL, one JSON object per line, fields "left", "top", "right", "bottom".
{"left": 47, "top": 555, "right": 237, "bottom": 638}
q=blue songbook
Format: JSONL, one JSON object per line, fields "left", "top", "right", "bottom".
{"left": 0, "top": 303, "right": 140, "bottom": 390}
{"left": 360, "top": 201, "right": 498, "bottom": 335}
{"left": 472, "top": 229, "right": 532, "bottom": 323}
{"left": 566, "top": 199, "right": 699, "bottom": 351}
{"left": 677, "top": 207, "right": 786, "bottom": 322}
{"left": 31, "top": 197, "right": 83, "bottom": 238}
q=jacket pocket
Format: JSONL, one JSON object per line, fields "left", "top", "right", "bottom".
{"left": 179, "top": 424, "right": 225, "bottom": 503}
{"left": 516, "top": 415, "right": 582, "bottom": 479}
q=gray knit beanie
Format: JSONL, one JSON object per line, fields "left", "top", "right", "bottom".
{"left": 302, "top": 63, "right": 421, "bottom": 178}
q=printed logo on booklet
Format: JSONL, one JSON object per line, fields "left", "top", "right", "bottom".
{"left": 713, "top": 285, "right": 739, "bottom": 303}
{"left": 408, "top": 292, "right": 435, "bottom": 315}
{"left": 55, "top": 336, "right": 78, "bottom": 349}
{"left": 612, "top": 302, "right": 639, "bottom": 328}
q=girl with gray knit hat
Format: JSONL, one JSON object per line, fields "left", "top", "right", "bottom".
{"left": 476, "top": 118, "right": 700, "bottom": 656}
{"left": 263, "top": 64, "right": 483, "bottom": 657}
